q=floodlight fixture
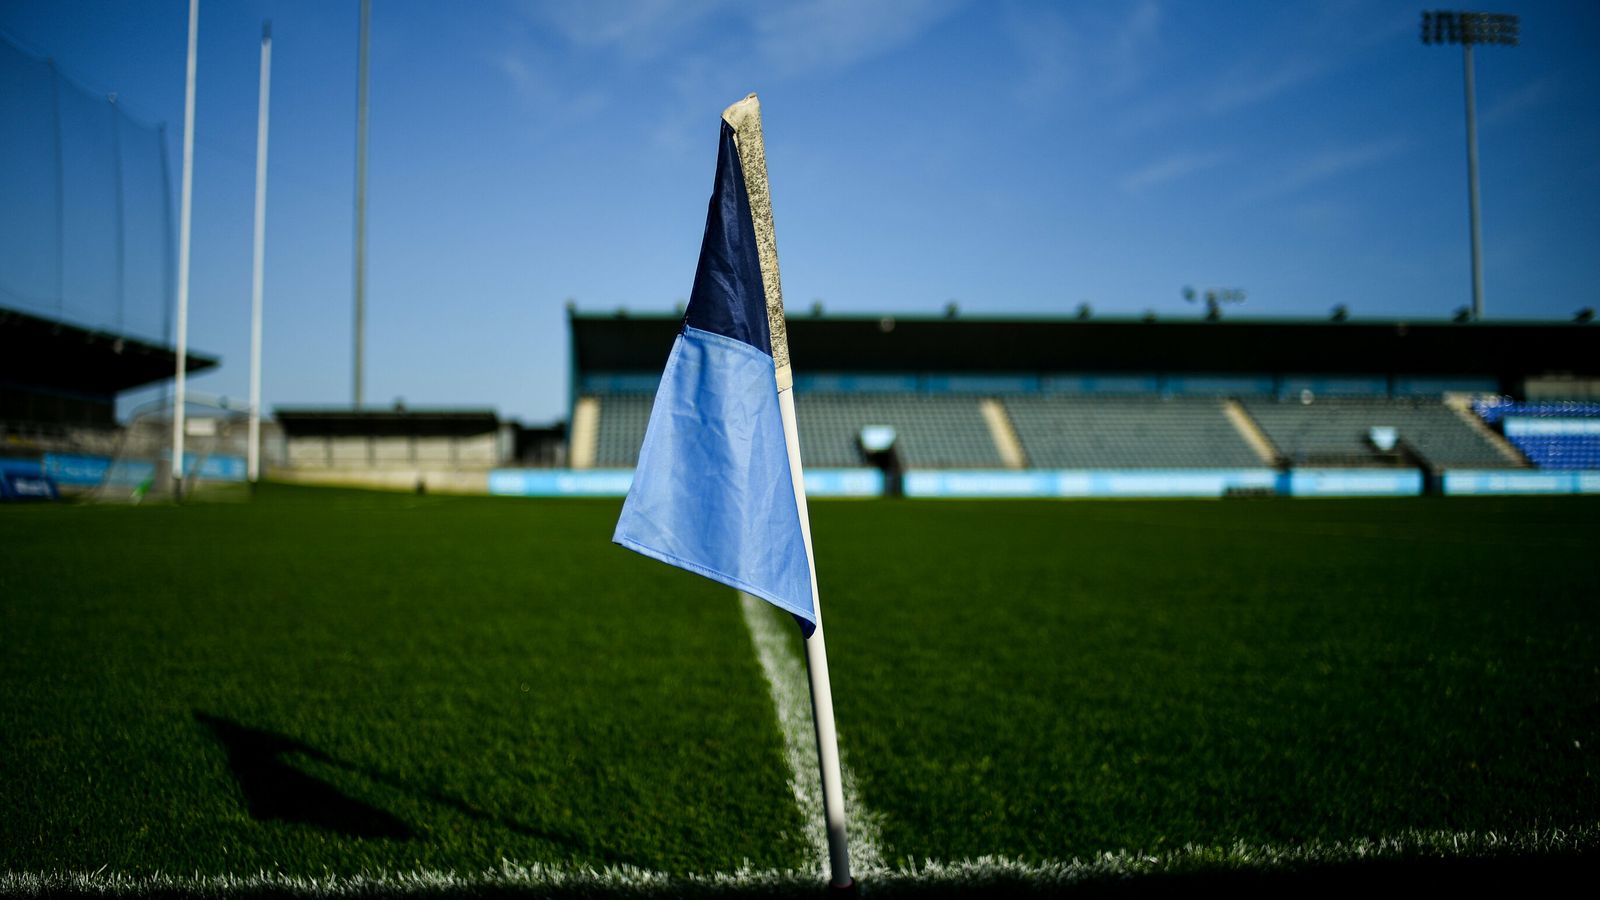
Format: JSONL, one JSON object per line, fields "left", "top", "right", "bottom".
{"left": 1422, "top": 10, "right": 1519, "bottom": 322}
{"left": 1421, "top": 11, "right": 1519, "bottom": 46}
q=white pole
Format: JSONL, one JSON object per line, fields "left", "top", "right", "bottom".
{"left": 777, "top": 386, "right": 853, "bottom": 889}
{"left": 352, "top": 0, "right": 370, "bottom": 407}
{"left": 248, "top": 21, "right": 271, "bottom": 483}
{"left": 172, "top": 0, "right": 199, "bottom": 498}
{"left": 723, "top": 91, "right": 853, "bottom": 888}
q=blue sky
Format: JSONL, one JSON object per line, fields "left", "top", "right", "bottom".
{"left": 2, "top": 0, "right": 1597, "bottom": 423}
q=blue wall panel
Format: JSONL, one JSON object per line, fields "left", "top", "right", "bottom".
{"left": 1040, "top": 374, "right": 1163, "bottom": 394}
{"left": 1164, "top": 375, "right": 1276, "bottom": 396}
{"left": 795, "top": 373, "right": 919, "bottom": 393}
{"left": 1278, "top": 375, "right": 1389, "bottom": 397}
{"left": 487, "top": 468, "right": 883, "bottom": 498}
{"left": 904, "top": 469, "right": 1280, "bottom": 498}
{"left": 1392, "top": 376, "right": 1498, "bottom": 395}
{"left": 923, "top": 374, "right": 1040, "bottom": 393}
{"left": 1443, "top": 470, "right": 1600, "bottom": 495}
{"left": 1286, "top": 469, "right": 1423, "bottom": 497}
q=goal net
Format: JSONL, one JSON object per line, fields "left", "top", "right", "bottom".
{"left": 89, "top": 396, "right": 250, "bottom": 503}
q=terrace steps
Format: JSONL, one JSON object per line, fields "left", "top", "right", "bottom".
{"left": 1444, "top": 395, "right": 1530, "bottom": 467}
{"left": 980, "top": 398, "right": 1027, "bottom": 469}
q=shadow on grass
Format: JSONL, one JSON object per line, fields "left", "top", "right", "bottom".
{"left": 194, "top": 713, "right": 415, "bottom": 840}
{"left": 193, "top": 712, "right": 653, "bottom": 869}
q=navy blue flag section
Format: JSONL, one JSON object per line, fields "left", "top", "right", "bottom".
{"left": 612, "top": 109, "right": 815, "bottom": 635}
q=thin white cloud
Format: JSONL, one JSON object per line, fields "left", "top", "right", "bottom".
{"left": 516, "top": 0, "right": 729, "bottom": 61}
{"left": 1005, "top": 0, "right": 1162, "bottom": 107}
{"left": 1481, "top": 78, "right": 1558, "bottom": 129}
{"left": 1201, "top": 57, "right": 1327, "bottom": 116}
{"left": 1120, "top": 150, "right": 1230, "bottom": 194}
{"left": 486, "top": 48, "right": 609, "bottom": 134}
{"left": 749, "top": 0, "right": 966, "bottom": 77}
{"left": 1242, "top": 136, "right": 1410, "bottom": 204}
{"left": 1112, "top": 1, "right": 1410, "bottom": 137}
{"left": 518, "top": 0, "right": 963, "bottom": 77}
{"left": 491, "top": 51, "right": 546, "bottom": 105}
{"left": 1116, "top": 54, "right": 1329, "bottom": 136}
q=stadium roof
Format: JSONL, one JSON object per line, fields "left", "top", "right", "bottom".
{"left": 0, "top": 306, "right": 218, "bottom": 395}
{"left": 274, "top": 407, "right": 500, "bottom": 437}
{"left": 570, "top": 311, "right": 1600, "bottom": 379}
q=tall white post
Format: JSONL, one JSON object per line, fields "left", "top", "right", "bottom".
{"left": 248, "top": 21, "right": 272, "bottom": 484}
{"left": 172, "top": 0, "right": 199, "bottom": 498}
{"left": 352, "top": 0, "right": 370, "bottom": 407}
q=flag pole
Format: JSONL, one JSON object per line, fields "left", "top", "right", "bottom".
{"left": 723, "top": 93, "right": 854, "bottom": 890}
{"left": 247, "top": 20, "right": 271, "bottom": 484}
{"left": 779, "top": 388, "right": 854, "bottom": 889}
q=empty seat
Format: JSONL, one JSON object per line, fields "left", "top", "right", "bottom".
{"left": 1242, "top": 397, "right": 1514, "bottom": 468}
{"left": 1005, "top": 396, "right": 1261, "bottom": 468}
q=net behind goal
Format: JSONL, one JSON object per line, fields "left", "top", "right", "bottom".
{"left": 90, "top": 398, "right": 250, "bottom": 503}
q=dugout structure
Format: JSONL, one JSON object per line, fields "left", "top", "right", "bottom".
{"left": 274, "top": 407, "right": 516, "bottom": 493}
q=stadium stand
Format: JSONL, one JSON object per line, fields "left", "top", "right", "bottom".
{"left": 1474, "top": 399, "right": 1600, "bottom": 469}
{"left": 593, "top": 394, "right": 655, "bottom": 468}
{"left": 1005, "top": 395, "right": 1261, "bottom": 468}
{"left": 796, "top": 393, "right": 1002, "bottom": 468}
{"left": 588, "top": 391, "right": 1006, "bottom": 468}
{"left": 565, "top": 313, "right": 1599, "bottom": 489}
{"left": 1240, "top": 396, "right": 1516, "bottom": 469}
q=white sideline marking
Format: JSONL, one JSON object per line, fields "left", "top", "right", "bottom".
{"left": 5, "top": 824, "right": 1595, "bottom": 895}
{"left": 738, "top": 591, "right": 886, "bottom": 876}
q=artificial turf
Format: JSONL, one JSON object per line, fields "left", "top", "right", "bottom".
{"left": 2, "top": 487, "right": 1597, "bottom": 880}
{"left": 0, "top": 487, "right": 807, "bottom": 877}
{"left": 812, "top": 496, "right": 1600, "bottom": 864}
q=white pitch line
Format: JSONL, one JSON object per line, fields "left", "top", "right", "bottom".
{"left": 738, "top": 591, "right": 885, "bottom": 876}
{"left": 5, "top": 824, "right": 1596, "bottom": 896}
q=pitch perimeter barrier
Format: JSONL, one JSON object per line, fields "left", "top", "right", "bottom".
{"left": 1442, "top": 470, "right": 1600, "bottom": 495}
{"left": 487, "top": 468, "right": 884, "bottom": 498}
{"left": 474, "top": 467, "right": 1600, "bottom": 499}
{"left": 40, "top": 452, "right": 246, "bottom": 485}
{"left": 904, "top": 469, "right": 1282, "bottom": 498}
{"left": 1285, "top": 469, "right": 1423, "bottom": 497}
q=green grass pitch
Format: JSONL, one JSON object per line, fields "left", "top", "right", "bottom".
{"left": 2, "top": 487, "right": 1597, "bottom": 885}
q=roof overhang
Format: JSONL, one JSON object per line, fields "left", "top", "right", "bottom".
{"left": 0, "top": 306, "right": 219, "bottom": 395}
{"left": 571, "top": 312, "right": 1599, "bottom": 379}
{"left": 273, "top": 408, "right": 501, "bottom": 437}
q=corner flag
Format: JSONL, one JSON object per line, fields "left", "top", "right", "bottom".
{"left": 612, "top": 95, "right": 855, "bottom": 889}
{"left": 612, "top": 97, "right": 814, "bottom": 635}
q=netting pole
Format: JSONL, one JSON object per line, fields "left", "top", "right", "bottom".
{"left": 172, "top": 0, "right": 199, "bottom": 499}
{"left": 1462, "top": 41, "right": 1484, "bottom": 321}
{"left": 248, "top": 21, "right": 271, "bottom": 484}
{"left": 159, "top": 122, "right": 175, "bottom": 353}
{"left": 110, "top": 94, "right": 126, "bottom": 333}
{"left": 48, "top": 60, "right": 64, "bottom": 315}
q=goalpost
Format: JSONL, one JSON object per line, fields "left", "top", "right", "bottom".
{"left": 91, "top": 395, "right": 250, "bottom": 503}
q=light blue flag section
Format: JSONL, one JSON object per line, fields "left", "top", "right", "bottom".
{"left": 613, "top": 326, "right": 816, "bottom": 633}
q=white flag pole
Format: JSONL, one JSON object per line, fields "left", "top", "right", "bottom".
{"left": 171, "top": 0, "right": 199, "bottom": 498}
{"left": 778, "top": 388, "right": 854, "bottom": 888}
{"left": 723, "top": 93, "right": 854, "bottom": 890}
{"left": 247, "top": 20, "right": 271, "bottom": 484}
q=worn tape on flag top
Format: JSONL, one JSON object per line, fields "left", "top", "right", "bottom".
{"left": 723, "top": 94, "right": 792, "bottom": 390}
